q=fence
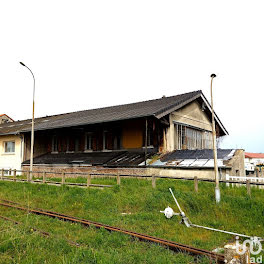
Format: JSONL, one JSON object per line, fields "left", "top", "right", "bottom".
{"left": 226, "top": 174, "right": 264, "bottom": 186}
{"left": 1, "top": 168, "right": 264, "bottom": 194}
{"left": 0, "top": 168, "right": 114, "bottom": 188}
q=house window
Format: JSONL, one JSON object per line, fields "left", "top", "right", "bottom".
{"left": 85, "top": 133, "right": 93, "bottom": 151}
{"left": 4, "top": 141, "right": 15, "bottom": 153}
{"left": 4, "top": 169, "right": 12, "bottom": 176}
{"left": 52, "top": 136, "right": 58, "bottom": 152}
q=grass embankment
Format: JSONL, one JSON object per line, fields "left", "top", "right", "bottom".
{"left": 0, "top": 178, "right": 264, "bottom": 263}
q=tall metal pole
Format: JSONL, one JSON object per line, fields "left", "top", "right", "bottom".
{"left": 20, "top": 62, "right": 35, "bottom": 181}
{"left": 210, "top": 73, "right": 220, "bottom": 203}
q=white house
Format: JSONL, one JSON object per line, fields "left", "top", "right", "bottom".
{"left": 245, "top": 152, "right": 264, "bottom": 174}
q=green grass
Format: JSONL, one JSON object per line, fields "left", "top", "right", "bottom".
{"left": 0, "top": 178, "right": 264, "bottom": 263}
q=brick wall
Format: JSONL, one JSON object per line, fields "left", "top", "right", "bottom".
{"left": 22, "top": 164, "right": 230, "bottom": 180}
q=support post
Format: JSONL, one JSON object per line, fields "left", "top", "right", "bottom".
{"left": 1, "top": 169, "right": 4, "bottom": 180}
{"left": 152, "top": 175, "right": 156, "bottom": 188}
{"left": 194, "top": 176, "right": 198, "bottom": 193}
{"left": 13, "top": 169, "right": 17, "bottom": 182}
{"left": 87, "top": 174, "right": 91, "bottom": 187}
{"left": 117, "top": 173, "right": 121, "bottom": 185}
{"left": 62, "top": 172, "right": 65, "bottom": 185}
{"left": 43, "top": 172, "right": 46, "bottom": 183}
{"left": 226, "top": 174, "right": 230, "bottom": 187}
{"left": 9, "top": 168, "right": 11, "bottom": 177}
{"left": 27, "top": 170, "right": 30, "bottom": 182}
{"left": 145, "top": 118, "right": 148, "bottom": 166}
{"left": 246, "top": 180, "right": 251, "bottom": 198}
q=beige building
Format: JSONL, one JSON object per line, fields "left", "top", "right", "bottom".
{"left": 0, "top": 134, "right": 24, "bottom": 173}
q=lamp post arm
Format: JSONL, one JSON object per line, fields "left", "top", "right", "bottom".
{"left": 24, "top": 65, "right": 36, "bottom": 100}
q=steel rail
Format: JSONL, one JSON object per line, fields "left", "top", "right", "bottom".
{"left": 0, "top": 199, "right": 224, "bottom": 263}
{"left": 0, "top": 213, "right": 80, "bottom": 247}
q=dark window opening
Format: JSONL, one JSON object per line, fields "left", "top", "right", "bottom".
{"left": 52, "top": 136, "right": 58, "bottom": 152}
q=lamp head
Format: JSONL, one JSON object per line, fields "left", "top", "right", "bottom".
{"left": 19, "top": 62, "right": 26, "bottom": 67}
{"left": 210, "top": 73, "right": 216, "bottom": 78}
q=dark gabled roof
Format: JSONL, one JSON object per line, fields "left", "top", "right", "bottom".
{"left": 0, "top": 90, "right": 227, "bottom": 135}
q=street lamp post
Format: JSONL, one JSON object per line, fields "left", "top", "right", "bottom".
{"left": 210, "top": 73, "right": 220, "bottom": 203}
{"left": 20, "top": 62, "right": 35, "bottom": 181}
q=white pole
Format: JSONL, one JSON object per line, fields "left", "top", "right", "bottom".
{"left": 210, "top": 74, "right": 220, "bottom": 203}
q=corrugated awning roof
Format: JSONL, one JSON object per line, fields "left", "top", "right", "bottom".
{"left": 22, "top": 151, "right": 152, "bottom": 166}
{"left": 152, "top": 149, "right": 236, "bottom": 168}
{"left": 161, "top": 149, "right": 235, "bottom": 161}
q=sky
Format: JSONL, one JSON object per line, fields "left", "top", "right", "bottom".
{"left": 0, "top": 0, "right": 263, "bottom": 152}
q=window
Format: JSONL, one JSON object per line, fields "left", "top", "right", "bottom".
{"left": 75, "top": 137, "right": 80, "bottom": 152}
{"left": 175, "top": 123, "right": 212, "bottom": 150}
{"left": 143, "top": 120, "right": 154, "bottom": 147}
{"left": 103, "top": 131, "right": 108, "bottom": 150}
{"left": 147, "top": 122, "right": 154, "bottom": 146}
{"left": 51, "top": 136, "right": 58, "bottom": 152}
{"left": 66, "top": 137, "right": 70, "bottom": 152}
{"left": 85, "top": 133, "right": 93, "bottom": 151}
{"left": 113, "top": 133, "right": 121, "bottom": 150}
{"left": 4, "top": 169, "right": 12, "bottom": 176}
{"left": 4, "top": 141, "right": 15, "bottom": 153}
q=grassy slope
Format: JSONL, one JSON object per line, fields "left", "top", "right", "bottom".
{"left": 0, "top": 178, "right": 264, "bottom": 263}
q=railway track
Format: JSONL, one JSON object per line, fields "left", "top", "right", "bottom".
{"left": 0, "top": 214, "right": 80, "bottom": 247}
{"left": 0, "top": 199, "right": 225, "bottom": 263}
{"left": 0, "top": 177, "right": 112, "bottom": 188}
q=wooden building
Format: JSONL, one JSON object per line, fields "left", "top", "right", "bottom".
{"left": 0, "top": 90, "right": 229, "bottom": 170}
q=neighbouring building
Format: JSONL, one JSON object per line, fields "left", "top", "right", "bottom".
{"left": 0, "top": 90, "right": 245, "bottom": 178}
{"left": 0, "top": 114, "right": 23, "bottom": 174}
{"left": 0, "top": 114, "right": 13, "bottom": 124}
{"left": 244, "top": 152, "right": 264, "bottom": 175}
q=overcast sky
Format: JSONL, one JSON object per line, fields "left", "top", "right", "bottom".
{"left": 0, "top": 0, "right": 263, "bottom": 152}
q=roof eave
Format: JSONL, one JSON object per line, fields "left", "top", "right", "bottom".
{"left": 19, "top": 114, "right": 155, "bottom": 133}
{"left": 154, "top": 93, "right": 202, "bottom": 119}
{"left": 200, "top": 93, "right": 229, "bottom": 136}
{"left": 154, "top": 92, "right": 228, "bottom": 136}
